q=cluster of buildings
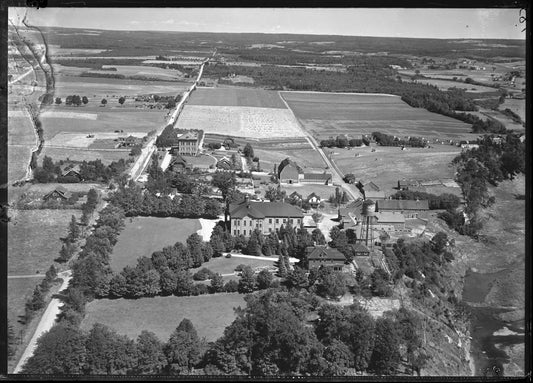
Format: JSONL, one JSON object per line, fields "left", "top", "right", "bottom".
{"left": 278, "top": 158, "right": 332, "bottom": 185}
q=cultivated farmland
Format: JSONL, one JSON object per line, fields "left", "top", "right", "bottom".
{"left": 188, "top": 87, "right": 287, "bottom": 108}
{"left": 281, "top": 91, "right": 477, "bottom": 141}
{"left": 110, "top": 217, "right": 202, "bottom": 272}
{"left": 254, "top": 148, "right": 325, "bottom": 172}
{"left": 81, "top": 293, "right": 246, "bottom": 342}
{"left": 176, "top": 106, "right": 304, "bottom": 138}
{"left": 40, "top": 147, "right": 131, "bottom": 164}
{"left": 7, "top": 209, "right": 82, "bottom": 275}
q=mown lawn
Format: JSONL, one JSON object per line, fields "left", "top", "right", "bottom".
{"left": 110, "top": 217, "right": 201, "bottom": 272}
{"left": 81, "top": 293, "right": 246, "bottom": 342}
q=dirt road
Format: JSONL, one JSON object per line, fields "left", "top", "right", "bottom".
{"left": 13, "top": 270, "right": 72, "bottom": 373}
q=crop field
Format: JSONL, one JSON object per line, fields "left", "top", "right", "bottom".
{"left": 329, "top": 145, "right": 462, "bottom": 192}
{"left": 176, "top": 105, "right": 304, "bottom": 139}
{"left": 8, "top": 209, "right": 82, "bottom": 275}
{"left": 188, "top": 88, "right": 287, "bottom": 108}
{"left": 110, "top": 217, "right": 201, "bottom": 272}
{"left": 53, "top": 74, "right": 191, "bottom": 99}
{"left": 477, "top": 108, "right": 525, "bottom": 131}
{"left": 40, "top": 146, "right": 131, "bottom": 164}
{"left": 41, "top": 106, "right": 166, "bottom": 141}
{"left": 94, "top": 65, "right": 185, "bottom": 80}
{"left": 281, "top": 91, "right": 475, "bottom": 140}
{"left": 81, "top": 293, "right": 246, "bottom": 342}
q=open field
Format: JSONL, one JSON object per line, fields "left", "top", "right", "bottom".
{"left": 8, "top": 145, "right": 32, "bottom": 183}
{"left": 8, "top": 209, "right": 82, "bottom": 275}
{"left": 41, "top": 106, "right": 166, "bottom": 141}
{"left": 329, "top": 145, "right": 462, "bottom": 193}
{"left": 53, "top": 74, "right": 190, "bottom": 100}
{"left": 500, "top": 98, "right": 526, "bottom": 122}
{"left": 110, "top": 217, "right": 201, "bottom": 272}
{"left": 40, "top": 147, "right": 131, "bottom": 164}
{"left": 254, "top": 148, "right": 325, "bottom": 173}
{"left": 477, "top": 108, "right": 525, "bottom": 131}
{"left": 8, "top": 277, "right": 42, "bottom": 327}
{"left": 281, "top": 91, "right": 477, "bottom": 141}
{"left": 177, "top": 105, "right": 304, "bottom": 139}
{"left": 205, "top": 134, "right": 311, "bottom": 150}
{"left": 190, "top": 255, "right": 278, "bottom": 281}
{"left": 188, "top": 87, "right": 287, "bottom": 108}
{"left": 81, "top": 293, "right": 246, "bottom": 342}
{"left": 47, "top": 131, "right": 148, "bottom": 148}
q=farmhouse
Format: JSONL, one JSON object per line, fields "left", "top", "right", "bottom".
{"left": 168, "top": 155, "right": 191, "bottom": 172}
{"left": 229, "top": 198, "right": 304, "bottom": 237}
{"left": 116, "top": 135, "right": 142, "bottom": 148}
{"left": 306, "top": 193, "right": 322, "bottom": 208}
{"left": 376, "top": 199, "right": 429, "bottom": 219}
{"left": 43, "top": 186, "right": 72, "bottom": 201}
{"left": 60, "top": 163, "right": 82, "bottom": 181}
{"left": 216, "top": 157, "right": 233, "bottom": 170}
{"left": 289, "top": 191, "right": 303, "bottom": 203}
{"left": 306, "top": 245, "right": 347, "bottom": 271}
{"left": 374, "top": 212, "right": 407, "bottom": 233}
{"left": 278, "top": 158, "right": 303, "bottom": 184}
{"left": 174, "top": 130, "right": 204, "bottom": 156}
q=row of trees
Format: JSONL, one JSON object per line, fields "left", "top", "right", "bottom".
{"left": 108, "top": 181, "right": 222, "bottom": 218}
{"left": 23, "top": 289, "right": 426, "bottom": 376}
{"left": 320, "top": 136, "right": 369, "bottom": 148}
{"left": 22, "top": 266, "right": 58, "bottom": 325}
{"left": 55, "top": 95, "right": 89, "bottom": 106}
{"left": 372, "top": 132, "right": 428, "bottom": 148}
{"left": 391, "top": 190, "right": 461, "bottom": 210}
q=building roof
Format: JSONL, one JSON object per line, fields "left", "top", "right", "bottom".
{"left": 303, "top": 173, "right": 332, "bottom": 181}
{"left": 377, "top": 199, "right": 429, "bottom": 211}
{"left": 352, "top": 243, "right": 370, "bottom": 253}
{"left": 230, "top": 200, "right": 304, "bottom": 219}
{"left": 44, "top": 186, "right": 72, "bottom": 199}
{"left": 60, "top": 163, "right": 81, "bottom": 176}
{"left": 306, "top": 192, "right": 321, "bottom": 202}
{"left": 362, "top": 181, "right": 380, "bottom": 191}
{"left": 364, "top": 190, "right": 386, "bottom": 199}
{"left": 278, "top": 158, "right": 303, "bottom": 177}
{"left": 289, "top": 191, "right": 303, "bottom": 199}
{"left": 307, "top": 246, "right": 347, "bottom": 261}
{"left": 177, "top": 131, "right": 199, "bottom": 141}
{"left": 375, "top": 212, "right": 406, "bottom": 223}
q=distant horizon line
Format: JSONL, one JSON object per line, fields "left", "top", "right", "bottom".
{"left": 21, "top": 24, "right": 526, "bottom": 41}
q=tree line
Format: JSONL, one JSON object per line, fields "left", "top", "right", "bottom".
{"left": 442, "top": 133, "right": 525, "bottom": 236}
{"left": 372, "top": 132, "right": 428, "bottom": 148}
{"left": 33, "top": 156, "right": 130, "bottom": 184}
{"left": 391, "top": 190, "right": 461, "bottom": 210}
{"left": 320, "top": 135, "right": 369, "bottom": 148}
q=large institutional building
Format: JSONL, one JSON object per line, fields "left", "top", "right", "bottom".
{"left": 229, "top": 199, "right": 304, "bottom": 237}
{"left": 175, "top": 130, "right": 204, "bottom": 156}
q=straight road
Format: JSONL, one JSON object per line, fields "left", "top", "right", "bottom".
{"left": 13, "top": 271, "right": 72, "bottom": 374}
{"left": 278, "top": 92, "right": 363, "bottom": 201}
{"left": 130, "top": 56, "right": 211, "bottom": 181}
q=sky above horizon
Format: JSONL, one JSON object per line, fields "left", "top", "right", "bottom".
{"left": 9, "top": 8, "right": 526, "bottom": 40}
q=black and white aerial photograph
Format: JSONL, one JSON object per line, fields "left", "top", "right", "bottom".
{"left": 3, "top": 5, "right": 529, "bottom": 379}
